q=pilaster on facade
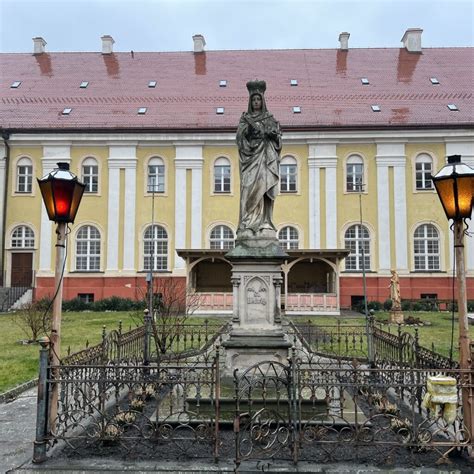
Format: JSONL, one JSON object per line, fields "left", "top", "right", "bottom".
{"left": 376, "top": 142, "right": 407, "bottom": 274}
{"left": 308, "top": 143, "right": 338, "bottom": 249}
{"left": 0, "top": 145, "right": 6, "bottom": 278}
{"left": 174, "top": 145, "right": 204, "bottom": 271}
{"left": 38, "top": 145, "right": 72, "bottom": 275}
{"left": 106, "top": 145, "right": 138, "bottom": 273}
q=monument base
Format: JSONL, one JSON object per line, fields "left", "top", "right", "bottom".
{"left": 222, "top": 329, "right": 292, "bottom": 373}
{"left": 389, "top": 310, "right": 404, "bottom": 324}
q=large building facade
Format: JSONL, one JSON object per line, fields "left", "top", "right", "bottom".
{"left": 1, "top": 30, "right": 473, "bottom": 312}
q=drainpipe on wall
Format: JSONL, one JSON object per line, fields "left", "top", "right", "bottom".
{"left": 1, "top": 131, "right": 10, "bottom": 287}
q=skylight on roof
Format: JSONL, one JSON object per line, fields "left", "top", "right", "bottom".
{"left": 11, "top": 81, "right": 21, "bottom": 88}
{"left": 148, "top": 81, "right": 157, "bottom": 88}
{"left": 361, "top": 78, "right": 370, "bottom": 85}
{"left": 216, "top": 107, "right": 225, "bottom": 114}
{"left": 290, "top": 79, "right": 298, "bottom": 86}
{"left": 138, "top": 107, "right": 147, "bottom": 114}
{"left": 219, "top": 80, "right": 227, "bottom": 87}
{"left": 447, "top": 104, "right": 459, "bottom": 111}
{"left": 430, "top": 77, "right": 440, "bottom": 85}
{"left": 62, "top": 108, "right": 72, "bottom": 115}
{"left": 293, "top": 106, "right": 301, "bottom": 113}
{"left": 80, "top": 81, "right": 89, "bottom": 88}
{"left": 371, "top": 105, "right": 381, "bottom": 112}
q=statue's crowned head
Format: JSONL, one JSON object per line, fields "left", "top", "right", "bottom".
{"left": 246, "top": 80, "right": 266, "bottom": 97}
{"left": 246, "top": 80, "right": 267, "bottom": 113}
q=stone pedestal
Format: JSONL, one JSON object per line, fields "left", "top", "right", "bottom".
{"left": 389, "top": 310, "right": 404, "bottom": 324}
{"left": 222, "top": 241, "right": 291, "bottom": 372}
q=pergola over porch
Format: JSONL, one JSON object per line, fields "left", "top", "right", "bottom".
{"left": 176, "top": 249, "right": 349, "bottom": 315}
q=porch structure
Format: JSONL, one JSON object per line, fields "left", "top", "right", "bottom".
{"left": 177, "top": 249, "right": 349, "bottom": 315}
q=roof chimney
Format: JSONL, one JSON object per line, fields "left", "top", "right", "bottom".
{"left": 192, "top": 34, "right": 206, "bottom": 53}
{"left": 33, "top": 37, "right": 47, "bottom": 55}
{"left": 101, "top": 35, "right": 115, "bottom": 54}
{"left": 401, "top": 28, "right": 423, "bottom": 53}
{"left": 338, "top": 32, "right": 350, "bottom": 51}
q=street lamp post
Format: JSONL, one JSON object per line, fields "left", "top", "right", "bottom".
{"left": 37, "top": 162, "right": 85, "bottom": 430}
{"left": 432, "top": 154, "right": 474, "bottom": 451}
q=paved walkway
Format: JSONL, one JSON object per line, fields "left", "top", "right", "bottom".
{"left": 0, "top": 388, "right": 37, "bottom": 473}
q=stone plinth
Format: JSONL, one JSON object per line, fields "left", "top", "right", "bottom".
{"left": 222, "top": 242, "right": 291, "bottom": 372}
{"left": 389, "top": 310, "right": 404, "bottom": 324}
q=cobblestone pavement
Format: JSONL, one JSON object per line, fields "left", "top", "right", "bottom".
{"left": 0, "top": 388, "right": 37, "bottom": 473}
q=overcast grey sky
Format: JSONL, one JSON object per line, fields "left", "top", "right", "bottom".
{"left": 1, "top": 0, "right": 473, "bottom": 53}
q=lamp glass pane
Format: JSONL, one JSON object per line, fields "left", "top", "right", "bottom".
{"left": 433, "top": 178, "right": 457, "bottom": 219}
{"left": 69, "top": 183, "right": 86, "bottom": 223}
{"left": 456, "top": 175, "right": 474, "bottom": 218}
{"left": 38, "top": 180, "right": 56, "bottom": 221}
{"left": 52, "top": 179, "right": 76, "bottom": 221}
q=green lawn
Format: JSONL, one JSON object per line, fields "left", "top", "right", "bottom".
{"left": 291, "top": 311, "right": 474, "bottom": 359}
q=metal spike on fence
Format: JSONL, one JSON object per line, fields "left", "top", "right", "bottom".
{"left": 67, "top": 345, "right": 71, "bottom": 356}
{"left": 118, "top": 320, "right": 122, "bottom": 335}
{"left": 102, "top": 325, "right": 106, "bottom": 341}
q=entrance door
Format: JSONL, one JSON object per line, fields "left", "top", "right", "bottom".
{"left": 11, "top": 253, "right": 33, "bottom": 287}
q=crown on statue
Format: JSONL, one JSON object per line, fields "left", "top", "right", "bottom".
{"left": 246, "top": 80, "right": 266, "bottom": 96}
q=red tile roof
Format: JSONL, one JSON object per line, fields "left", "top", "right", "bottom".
{"left": 1, "top": 48, "right": 473, "bottom": 131}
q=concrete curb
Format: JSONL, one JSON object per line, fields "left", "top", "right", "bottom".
{"left": 0, "top": 379, "right": 38, "bottom": 404}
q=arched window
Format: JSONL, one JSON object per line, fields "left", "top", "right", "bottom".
{"left": 11, "top": 225, "right": 35, "bottom": 248}
{"left": 414, "top": 224, "right": 440, "bottom": 270}
{"left": 415, "top": 153, "right": 433, "bottom": 190}
{"left": 344, "top": 224, "right": 370, "bottom": 271}
{"left": 147, "top": 157, "right": 165, "bottom": 193}
{"left": 210, "top": 225, "right": 234, "bottom": 249}
{"left": 16, "top": 157, "right": 33, "bottom": 193}
{"left": 82, "top": 157, "right": 99, "bottom": 193}
{"left": 76, "top": 225, "right": 101, "bottom": 271}
{"left": 144, "top": 225, "right": 168, "bottom": 270}
{"left": 280, "top": 156, "right": 297, "bottom": 193}
{"left": 214, "top": 157, "right": 231, "bottom": 193}
{"left": 346, "top": 155, "right": 364, "bottom": 192}
{"left": 278, "top": 226, "right": 299, "bottom": 250}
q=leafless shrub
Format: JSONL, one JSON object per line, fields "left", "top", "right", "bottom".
{"left": 11, "top": 301, "right": 51, "bottom": 342}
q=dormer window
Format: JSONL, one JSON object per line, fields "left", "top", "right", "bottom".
{"left": 290, "top": 79, "right": 298, "bottom": 86}
{"left": 447, "top": 104, "right": 458, "bottom": 111}
{"left": 80, "top": 81, "right": 89, "bottom": 88}
{"left": 371, "top": 105, "right": 381, "bottom": 112}
{"left": 148, "top": 81, "right": 157, "bottom": 88}
{"left": 216, "top": 107, "right": 225, "bottom": 114}
{"left": 430, "top": 77, "right": 440, "bottom": 84}
{"left": 219, "top": 80, "right": 227, "bottom": 87}
{"left": 138, "top": 107, "right": 147, "bottom": 114}
{"left": 62, "top": 108, "right": 72, "bottom": 115}
{"left": 292, "top": 106, "right": 301, "bottom": 113}
{"left": 11, "top": 81, "right": 21, "bottom": 88}
{"left": 361, "top": 78, "right": 370, "bottom": 85}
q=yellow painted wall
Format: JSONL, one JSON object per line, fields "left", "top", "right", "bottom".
{"left": 135, "top": 147, "right": 175, "bottom": 269}
{"left": 336, "top": 144, "right": 378, "bottom": 268}
{"left": 405, "top": 143, "right": 449, "bottom": 270}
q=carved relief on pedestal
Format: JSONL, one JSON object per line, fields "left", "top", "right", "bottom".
{"left": 245, "top": 276, "right": 270, "bottom": 324}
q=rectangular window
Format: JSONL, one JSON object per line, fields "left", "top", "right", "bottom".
{"left": 148, "top": 165, "right": 165, "bottom": 193}
{"left": 415, "top": 162, "right": 433, "bottom": 190}
{"left": 214, "top": 165, "right": 231, "bottom": 193}
{"left": 78, "top": 293, "right": 94, "bottom": 303}
{"left": 346, "top": 164, "right": 363, "bottom": 192}
{"left": 280, "top": 164, "right": 297, "bottom": 192}
{"left": 17, "top": 165, "right": 33, "bottom": 193}
{"left": 83, "top": 165, "right": 99, "bottom": 193}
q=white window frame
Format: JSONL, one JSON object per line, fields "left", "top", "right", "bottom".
{"left": 344, "top": 224, "right": 371, "bottom": 271}
{"left": 210, "top": 224, "right": 235, "bottom": 249}
{"left": 16, "top": 157, "right": 33, "bottom": 193}
{"left": 143, "top": 225, "right": 168, "bottom": 271}
{"left": 278, "top": 226, "right": 299, "bottom": 250}
{"left": 280, "top": 156, "right": 298, "bottom": 193}
{"left": 414, "top": 153, "right": 434, "bottom": 191}
{"left": 75, "top": 225, "right": 101, "bottom": 271}
{"left": 346, "top": 155, "right": 364, "bottom": 193}
{"left": 11, "top": 225, "right": 35, "bottom": 248}
{"left": 413, "top": 223, "right": 440, "bottom": 271}
{"left": 213, "top": 157, "right": 231, "bottom": 194}
{"left": 147, "top": 157, "right": 166, "bottom": 193}
{"left": 81, "top": 157, "right": 99, "bottom": 194}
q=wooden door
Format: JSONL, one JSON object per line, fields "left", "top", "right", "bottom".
{"left": 11, "top": 253, "right": 33, "bottom": 287}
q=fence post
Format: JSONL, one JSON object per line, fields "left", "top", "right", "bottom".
{"left": 397, "top": 324, "right": 403, "bottom": 368}
{"left": 143, "top": 308, "right": 151, "bottom": 366}
{"left": 214, "top": 344, "right": 220, "bottom": 462}
{"left": 290, "top": 346, "right": 298, "bottom": 464}
{"left": 33, "top": 337, "right": 50, "bottom": 463}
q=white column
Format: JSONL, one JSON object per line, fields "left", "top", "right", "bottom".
{"left": 308, "top": 146, "right": 322, "bottom": 248}
{"left": 308, "top": 143, "right": 338, "bottom": 248}
{"left": 393, "top": 159, "right": 408, "bottom": 271}
{"left": 191, "top": 165, "right": 203, "bottom": 248}
{"left": 39, "top": 146, "right": 71, "bottom": 274}
{"left": 174, "top": 144, "right": 203, "bottom": 271}
{"left": 107, "top": 144, "right": 137, "bottom": 272}
{"left": 446, "top": 140, "right": 474, "bottom": 273}
{"left": 0, "top": 145, "right": 6, "bottom": 277}
{"left": 123, "top": 165, "right": 137, "bottom": 271}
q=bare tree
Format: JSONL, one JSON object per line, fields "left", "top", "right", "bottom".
{"left": 131, "top": 277, "right": 203, "bottom": 355}
{"left": 11, "top": 301, "right": 51, "bottom": 342}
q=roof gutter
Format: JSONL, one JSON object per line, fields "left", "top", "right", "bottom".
{"left": 1, "top": 130, "right": 10, "bottom": 287}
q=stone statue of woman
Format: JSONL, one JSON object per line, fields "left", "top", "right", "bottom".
{"left": 236, "top": 80, "right": 282, "bottom": 243}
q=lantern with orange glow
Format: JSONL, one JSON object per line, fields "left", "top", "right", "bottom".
{"left": 37, "top": 162, "right": 85, "bottom": 223}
